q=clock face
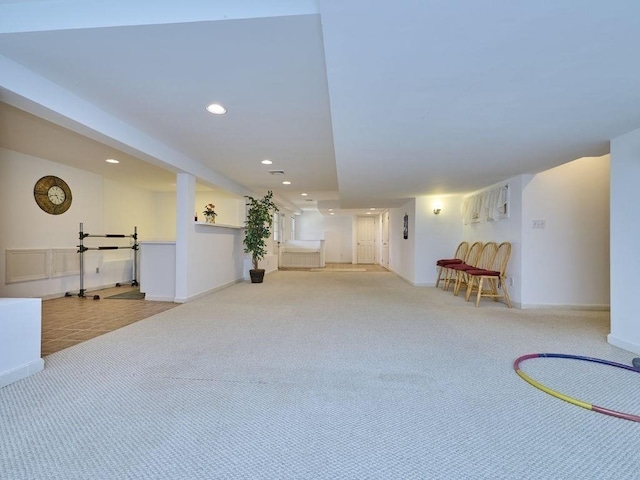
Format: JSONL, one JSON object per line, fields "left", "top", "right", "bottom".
{"left": 48, "top": 185, "right": 66, "bottom": 205}
{"left": 34, "top": 176, "right": 72, "bottom": 215}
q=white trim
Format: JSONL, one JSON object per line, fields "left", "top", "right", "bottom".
{"left": 0, "top": 358, "right": 44, "bottom": 389}
{"left": 520, "top": 304, "right": 610, "bottom": 311}
{"left": 607, "top": 334, "right": 640, "bottom": 355}
{"left": 173, "top": 278, "right": 243, "bottom": 303}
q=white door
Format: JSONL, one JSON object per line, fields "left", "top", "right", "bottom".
{"left": 356, "top": 216, "right": 376, "bottom": 264}
{"left": 381, "top": 212, "right": 389, "bottom": 269}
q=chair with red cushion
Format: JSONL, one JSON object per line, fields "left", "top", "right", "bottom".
{"left": 465, "top": 241, "right": 512, "bottom": 307}
{"left": 452, "top": 242, "right": 497, "bottom": 296}
{"left": 435, "top": 241, "right": 469, "bottom": 288}
{"left": 442, "top": 241, "right": 483, "bottom": 292}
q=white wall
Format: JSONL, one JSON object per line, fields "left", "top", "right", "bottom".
{"left": 103, "top": 178, "right": 156, "bottom": 261}
{"left": 389, "top": 199, "right": 415, "bottom": 283}
{"left": 195, "top": 190, "right": 244, "bottom": 226}
{"left": 521, "top": 155, "right": 610, "bottom": 308}
{"left": 324, "top": 215, "right": 353, "bottom": 263}
{"left": 0, "top": 148, "right": 134, "bottom": 297}
{"left": 296, "top": 210, "right": 353, "bottom": 263}
{"left": 150, "top": 191, "right": 178, "bottom": 241}
{"left": 461, "top": 177, "right": 525, "bottom": 304}
{"left": 609, "top": 130, "right": 640, "bottom": 354}
{"left": 413, "top": 194, "right": 464, "bottom": 286}
{"left": 296, "top": 210, "right": 324, "bottom": 240}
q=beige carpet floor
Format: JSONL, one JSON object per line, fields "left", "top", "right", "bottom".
{"left": 1, "top": 270, "right": 637, "bottom": 479}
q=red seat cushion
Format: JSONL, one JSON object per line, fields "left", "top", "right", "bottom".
{"left": 467, "top": 269, "right": 500, "bottom": 276}
{"left": 449, "top": 263, "right": 473, "bottom": 270}
{"left": 437, "top": 259, "right": 463, "bottom": 266}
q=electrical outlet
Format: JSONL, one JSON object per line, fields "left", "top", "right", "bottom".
{"left": 509, "top": 277, "right": 514, "bottom": 287}
{"left": 532, "top": 219, "right": 546, "bottom": 229}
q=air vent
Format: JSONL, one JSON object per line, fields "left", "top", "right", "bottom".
{"left": 306, "top": 199, "right": 314, "bottom": 202}
{"left": 268, "top": 170, "right": 285, "bottom": 175}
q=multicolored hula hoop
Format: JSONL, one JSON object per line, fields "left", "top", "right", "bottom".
{"left": 513, "top": 353, "right": 640, "bottom": 422}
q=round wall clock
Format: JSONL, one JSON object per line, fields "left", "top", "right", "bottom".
{"left": 33, "top": 175, "right": 73, "bottom": 215}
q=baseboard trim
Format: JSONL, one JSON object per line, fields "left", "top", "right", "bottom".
{"left": 520, "top": 303, "right": 610, "bottom": 311}
{"left": 145, "top": 295, "right": 175, "bottom": 302}
{"left": 174, "top": 278, "right": 243, "bottom": 303}
{"left": 41, "top": 280, "right": 138, "bottom": 300}
{"left": 0, "top": 358, "right": 44, "bottom": 389}
{"left": 607, "top": 334, "right": 640, "bottom": 355}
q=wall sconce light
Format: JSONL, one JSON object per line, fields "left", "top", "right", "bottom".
{"left": 433, "top": 201, "right": 443, "bottom": 215}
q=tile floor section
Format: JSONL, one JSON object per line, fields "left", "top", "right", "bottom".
{"left": 41, "top": 285, "right": 178, "bottom": 356}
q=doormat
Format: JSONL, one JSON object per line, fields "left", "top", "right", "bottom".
{"left": 310, "top": 268, "right": 367, "bottom": 272}
{"left": 105, "top": 290, "right": 145, "bottom": 300}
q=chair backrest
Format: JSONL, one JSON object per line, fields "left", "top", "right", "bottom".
{"left": 491, "top": 242, "right": 512, "bottom": 275}
{"left": 453, "top": 241, "right": 469, "bottom": 261}
{"left": 464, "top": 241, "right": 483, "bottom": 266}
{"left": 474, "top": 242, "right": 498, "bottom": 269}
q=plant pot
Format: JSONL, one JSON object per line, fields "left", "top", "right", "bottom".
{"left": 249, "top": 269, "right": 265, "bottom": 283}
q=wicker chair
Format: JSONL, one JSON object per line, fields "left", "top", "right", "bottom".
{"left": 435, "top": 241, "right": 469, "bottom": 288}
{"left": 465, "top": 241, "right": 512, "bottom": 308}
{"left": 442, "top": 241, "right": 483, "bottom": 292}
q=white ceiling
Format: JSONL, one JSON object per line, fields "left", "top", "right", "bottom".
{"left": 1, "top": 1, "right": 639, "bottom": 213}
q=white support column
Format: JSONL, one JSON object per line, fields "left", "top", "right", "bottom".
{"left": 608, "top": 128, "right": 640, "bottom": 354}
{"left": 175, "top": 173, "right": 195, "bottom": 303}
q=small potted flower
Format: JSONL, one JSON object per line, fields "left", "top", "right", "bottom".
{"left": 203, "top": 203, "right": 217, "bottom": 223}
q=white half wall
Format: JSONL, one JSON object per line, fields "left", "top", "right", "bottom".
{"left": 609, "top": 130, "right": 640, "bottom": 354}
{"left": 0, "top": 298, "right": 44, "bottom": 388}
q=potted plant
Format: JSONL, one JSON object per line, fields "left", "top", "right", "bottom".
{"left": 203, "top": 203, "right": 217, "bottom": 223}
{"left": 243, "top": 190, "right": 278, "bottom": 283}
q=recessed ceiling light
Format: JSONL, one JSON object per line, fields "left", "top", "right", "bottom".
{"left": 105, "top": 158, "right": 119, "bottom": 164}
{"left": 369, "top": 208, "right": 376, "bottom": 210}
{"left": 328, "top": 209, "right": 333, "bottom": 211}
{"left": 301, "top": 193, "right": 308, "bottom": 196}
{"left": 206, "top": 103, "right": 227, "bottom": 115}
{"left": 261, "top": 159, "right": 273, "bottom": 165}
{"left": 282, "top": 181, "right": 291, "bottom": 185}
{"left": 330, "top": 212, "right": 335, "bottom": 215}
{"left": 366, "top": 212, "right": 372, "bottom": 215}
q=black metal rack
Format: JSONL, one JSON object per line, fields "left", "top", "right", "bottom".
{"left": 68, "top": 222, "right": 139, "bottom": 299}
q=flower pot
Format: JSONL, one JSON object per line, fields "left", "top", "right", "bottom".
{"left": 206, "top": 216, "right": 216, "bottom": 224}
{"left": 249, "top": 269, "right": 265, "bottom": 283}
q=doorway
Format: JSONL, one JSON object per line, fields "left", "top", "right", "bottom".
{"left": 356, "top": 216, "right": 376, "bottom": 264}
{"left": 381, "top": 212, "right": 389, "bottom": 269}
